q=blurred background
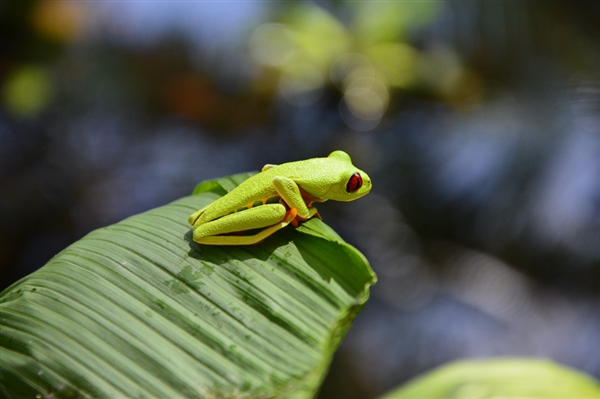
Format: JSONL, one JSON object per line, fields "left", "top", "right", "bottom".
{"left": 1, "top": 0, "right": 599, "bottom": 397}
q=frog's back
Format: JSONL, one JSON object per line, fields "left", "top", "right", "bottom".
{"left": 195, "top": 156, "right": 339, "bottom": 224}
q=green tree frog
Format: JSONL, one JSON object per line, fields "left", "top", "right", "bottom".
{"left": 189, "top": 150, "right": 372, "bottom": 245}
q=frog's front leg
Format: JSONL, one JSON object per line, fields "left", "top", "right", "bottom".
{"left": 193, "top": 204, "right": 293, "bottom": 245}
{"left": 272, "top": 176, "right": 319, "bottom": 220}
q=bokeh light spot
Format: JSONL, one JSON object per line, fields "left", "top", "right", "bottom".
{"left": 367, "top": 43, "right": 419, "bottom": 88}
{"left": 2, "top": 66, "right": 54, "bottom": 117}
{"left": 340, "top": 77, "right": 389, "bottom": 131}
{"left": 31, "top": 0, "right": 88, "bottom": 42}
{"left": 249, "top": 23, "right": 297, "bottom": 67}
{"left": 330, "top": 52, "right": 374, "bottom": 91}
{"left": 344, "top": 87, "right": 384, "bottom": 121}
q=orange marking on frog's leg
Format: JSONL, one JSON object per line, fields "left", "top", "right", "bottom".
{"left": 290, "top": 206, "right": 320, "bottom": 227}
{"left": 285, "top": 208, "right": 297, "bottom": 222}
{"left": 299, "top": 187, "right": 325, "bottom": 204}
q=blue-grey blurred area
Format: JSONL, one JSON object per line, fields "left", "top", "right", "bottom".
{"left": 1, "top": 1, "right": 599, "bottom": 397}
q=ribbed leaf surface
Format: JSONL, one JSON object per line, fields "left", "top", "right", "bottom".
{"left": 1, "top": 173, "right": 376, "bottom": 399}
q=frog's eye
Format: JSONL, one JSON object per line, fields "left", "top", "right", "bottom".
{"left": 346, "top": 173, "right": 363, "bottom": 193}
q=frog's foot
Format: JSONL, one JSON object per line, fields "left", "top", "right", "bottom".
{"left": 290, "top": 207, "right": 320, "bottom": 227}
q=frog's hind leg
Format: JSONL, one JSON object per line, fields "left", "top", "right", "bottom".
{"left": 188, "top": 204, "right": 211, "bottom": 226}
{"left": 193, "top": 204, "right": 295, "bottom": 245}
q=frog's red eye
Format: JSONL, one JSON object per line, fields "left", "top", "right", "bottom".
{"left": 346, "top": 173, "right": 363, "bottom": 193}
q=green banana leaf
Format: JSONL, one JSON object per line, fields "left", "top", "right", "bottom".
{"left": 1, "top": 172, "right": 376, "bottom": 399}
{"left": 378, "top": 358, "right": 600, "bottom": 399}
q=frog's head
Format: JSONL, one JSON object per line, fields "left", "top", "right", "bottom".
{"left": 319, "top": 150, "right": 372, "bottom": 202}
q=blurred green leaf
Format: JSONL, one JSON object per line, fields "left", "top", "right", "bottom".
{"left": 378, "top": 359, "right": 600, "bottom": 399}
{"left": 1, "top": 173, "right": 376, "bottom": 399}
{"left": 352, "top": 2, "right": 443, "bottom": 47}
{"left": 283, "top": 4, "right": 349, "bottom": 72}
{"left": 2, "top": 65, "right": 53, "bottom": 117}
